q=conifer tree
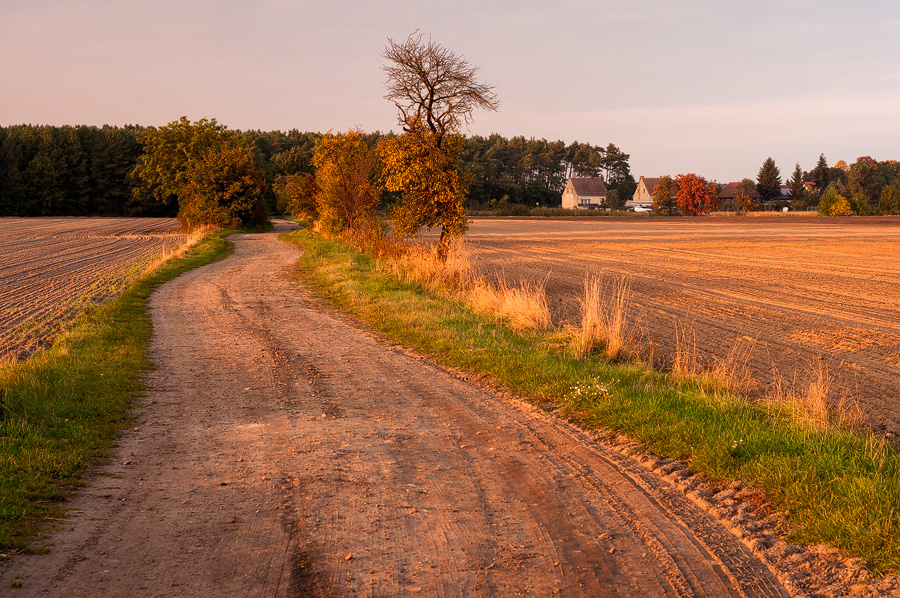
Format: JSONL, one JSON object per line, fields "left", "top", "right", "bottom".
{"left": 787, "top": 163, "right": 807, "bottom": 200}
{"left": 811, "top": 153, "right": 829, "bottom": 194}
{"left": 756, "top": 157, "right": 782, "bottom": 203}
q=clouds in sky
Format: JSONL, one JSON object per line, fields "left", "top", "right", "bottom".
{"left": 2, "top": 0, "right": 898, "bottom": 180}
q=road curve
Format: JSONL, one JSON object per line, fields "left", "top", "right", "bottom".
{"left": 2, "top": 221, "right": 790, "bottom": 597}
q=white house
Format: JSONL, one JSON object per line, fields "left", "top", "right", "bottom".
{"left": 561, "top": 177, "right": 608, "bottom": 209}
{"left": 628, "top": 176, "right": 665, "bottom": 209}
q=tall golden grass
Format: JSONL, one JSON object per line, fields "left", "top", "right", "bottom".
{"left": 468, "top": 276, "right": 551, "bottom": 331}
{"left": 672, "top": 323, "right": 755, "bottom": 396}
{"left": 345, "top": 231, "right": 552, "bottom": 331}
{"left": 571, "top": 274, "right": 631, "bottom": 360}
{"left": 767, "top": 358, "right": 861, "bottom": 429}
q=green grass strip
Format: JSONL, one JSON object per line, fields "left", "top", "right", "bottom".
{"left": 0, "top": 232, "right": 232, "bottom": 552}
{"left": 283, "top": 229, "right": 900, "bottom": 574}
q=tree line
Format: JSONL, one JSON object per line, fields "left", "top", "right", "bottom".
{"left": 739, "top": 155, "right": 900, "bottom": 215}
{"left": 0, "top": 123, "right": 633, "bottom": 220}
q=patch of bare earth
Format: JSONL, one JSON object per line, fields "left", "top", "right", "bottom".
{"left": 0, "top": 217, "right": 188, "bottom": 360}
{"left": 1, "top": 221, "right": 796, "bottom": 597}
{"left": 461, "top": 217, "right": 900, "bottom": 436}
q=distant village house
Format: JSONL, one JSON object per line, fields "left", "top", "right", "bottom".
{"left": 717, "top": 182, "right": 762, "bottom": 209}
{"left": 562, "top": 177, "right": 608, "bottom": 210}
{"left": 628, "top": 176, "right": 665, "bottom": 209}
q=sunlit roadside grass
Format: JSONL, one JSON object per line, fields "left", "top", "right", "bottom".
{"left": 0, "top": 232, "right": 233, "bottom": 553}
{"left": 282, "top": 228, "right": 900, "bottom": 575}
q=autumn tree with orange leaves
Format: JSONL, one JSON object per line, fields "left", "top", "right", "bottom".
{"left": 381, "top": 32, "right": 498, "bottom": 258}
{"left": 675, "top": 173, "right": 719, "bottom": 216}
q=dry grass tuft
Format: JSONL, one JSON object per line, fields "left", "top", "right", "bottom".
{"left": 707, "top": 337, "right": 755, "bottom": 396}
{"left": 671, "top": 323, "right": 755, "bottom": 397}
{"left": 469, "top": 277, "right": 551, "bottom": 331}
{"left": 767, "top": 358, "right": 861, "bottom": 429}
{"left": 572, "top": 274, "right": 631, "bottom": 360}
{"left": 354, "top": 235, "right": 551, "bottom": 331}
{"left": 672, "top": 321, "right": 701, "bottom": 377}
{"left": 340, "top": 220, "right": 406, "bottom": 260}
{"left": 389, "top": 241, "right": 477, "bottom": 294}
{"left": 142, "top": 226, "right": 213, "bottom": 274}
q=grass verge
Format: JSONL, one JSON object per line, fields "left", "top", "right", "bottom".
{"left": 0, "top": 232, "right": 232, "bottom": 553}
{"left": 282, "top": 228, "right": 900, "bottom": 574}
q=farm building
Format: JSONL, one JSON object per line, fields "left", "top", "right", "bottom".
{"left": 717, "top": 182, "right": 763, "bottom": 209}
{"left": 561, "top": 177, "right": 608, "bottom": 209}
{"left": 628, "top": 176, "right": 665, "bottom": 209}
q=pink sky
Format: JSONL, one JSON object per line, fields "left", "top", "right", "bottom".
{"left": 3, "top": 0, "right": 899, "bottom": 182}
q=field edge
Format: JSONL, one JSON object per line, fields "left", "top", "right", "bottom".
{"left": 0, "top": 230, "right": 233, "bottom": 554}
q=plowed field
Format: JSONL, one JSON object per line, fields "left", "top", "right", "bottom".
{"left": 0, "top": 217, "right": 188, "bottom": 360}
{"left": 463, "top": 216, "right": 900, "bottom": 435}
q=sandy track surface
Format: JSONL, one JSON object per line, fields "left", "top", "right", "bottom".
{"left": 1, "top": 222, "right": 789, "bottom": 597}
{"left": 0, "top": 217, "right": 187, "bottom": 360}
{"left": 460, "top": 217, "right": 900, "bottom": 435}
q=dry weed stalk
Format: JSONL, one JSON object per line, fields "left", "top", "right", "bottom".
{"left": 670, "top": 322, "right": 755, "bottom": 397}
{"left": 708, "top": 337, "right": 755, "bottom": 395}
{"left": 672, "top": 321, "right": 701, "bottom": 377}
{"left": 766, "top": 358, "right": 859, "bottom": 429}
{"left": 572, "top": 274, "right": 631, "bottom": 360}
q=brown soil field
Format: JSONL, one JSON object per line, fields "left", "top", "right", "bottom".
{"left": 0, "top": 217, "right": 188, "bottom": 360}
{"left": 462, "top": 216, "right": 900, "bottom": 436}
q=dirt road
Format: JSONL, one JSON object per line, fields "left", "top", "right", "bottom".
{"left": 2, "top": 222, "right": 790, "bottom": 597}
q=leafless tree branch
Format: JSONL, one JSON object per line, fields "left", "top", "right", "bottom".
{"left": 383, "top": 31, "right": 499, "bottom": 144}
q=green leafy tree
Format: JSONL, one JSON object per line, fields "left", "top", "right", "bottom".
{"left": 133, "top": 117, "right": 240, "bottom": 203}
{"left": 849, "top": 193, "right": 874, "bottom": 216}
{"left": 880, "top": 181, "right": 900, "bottom": 214}
{"left": 756, "top": 157, "right": 782, "bottom": 203}
{"left": 275, "top": 173, "right": 317, "bottom": 220}
{"left": 382, "top": 32, "right": 498, "bottom": 257}
{"left": 380, "top": 128, "right": 470, "bottom": 244}
{"left": 735, "top": 178, "right": 758, "bottom": 212}
{"left": 132, "top": 117, "right": 268, "bottom": 229}
{"left": 818, "top": 184, "right": 851, "bottom": 216}
{"left": 178, "top": 146, "right": 268, "bottom": 229}
{"left": 651, "top": 176, "right": 677, "bottom": 215}
{"left": 847, "top": 156, "right": 884, "bottom": 203}
{"left": 605, "top": 188, "right": 621, "bottom": 211}
{"left": 602, "top": 143, "right": 632, "bottom": 187}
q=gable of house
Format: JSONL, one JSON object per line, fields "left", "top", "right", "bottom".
{"left": 562, "top": 177, "right": 608, "bottom": 209}
{"left": 630, "top": 176, "right": 665, "bottom": 206}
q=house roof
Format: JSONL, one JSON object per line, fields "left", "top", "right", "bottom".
{"left": 640, "top": 176, "right": 663, "bottom": 194}
{"left": 718, "top": 182, "right": 762, "bottom": 200}
{"left": 569, "top": 177, "right": 607, "bottom": 196}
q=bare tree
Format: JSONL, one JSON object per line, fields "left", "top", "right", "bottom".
{"left": 383, "top": 31, "right": 499, "bottom": 146}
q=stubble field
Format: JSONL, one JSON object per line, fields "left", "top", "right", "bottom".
{"left": 0, "top": 217, "right": 188, "bottom": 360}
{"left": 463, "top": 216, "right": 900, "bottom": 435}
